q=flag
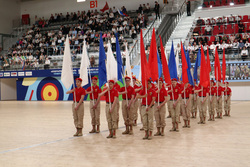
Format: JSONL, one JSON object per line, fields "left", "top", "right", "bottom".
{"left": 168, "top": 41, "right": 178, "bottom": 79}
{"left": 100, "top": 2, "right": 109, "bottom": 13}
{"left": 115, "top": 33, "right": 123, "bottom": 83}
{"left": 106, "top": 41, "right": 118, "bottom": 81}
{"left": 181, "top": 42, "right": 189, "bottom": 84}
{"left": 148, "top": 28, "right": 159, "bottom": 81}
{"left": 157, "top": 51, "right": 162, "bottom": 78}
{"left": 199, "top": 45, "right": 209, "bottom": 87}
{"left": 214, "top": 48, "right": 221, "bottom": 81}
{"left": 185, "top": 49, "right": 194, "bottom": 86}
{"left": 98, "top": 33, "right": 107, "bottom": 88}
{"left": 222, "top": 48, "right": 226, "bottom": 83}
{"left": 125, "top": 44, "right": 132, "bottom": 86}
{"left": 176, "top": 48, "right": 180, "bottom": 77}
{"left": 79, "top": 40, "right": 90, "bottom": 86}
{"left": 22, "top": 60, "right": 26, "bottom": 71}
{"left": 193, "top": 49, "right": 201, "bottom": 82}
{"left": 117, "top": 8, "right": 128, "bottom": 17}
{"left": 140, "top": 30, "right": 149, "bottom": 86}
{"left": 160, "top": 36, "right": 171, "bottom": 85}
{"left": 61, "top": 35, "right": 74, "bottom": 89}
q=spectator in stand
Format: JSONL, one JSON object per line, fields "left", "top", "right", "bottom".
{"left": 138, "top": 4, "right": 143, "bottom": 14}
{"left": 205, "top": 24, "right": 212, "bottom": 35}
{"left": 216, "top": 17, "right": 222, "bottom": 25}
{"left": 210, "top": 18, "right": 216, "bottom": 25}
{"left": 239, "top": 40, "right": 245, "bottom": 50}
{"left": 142, "top": 4, "right": 147, "bottom": 13}
{"left": 228, "top": 15, "right": 235, "bottom": 23}
{"left": 196, "top": 17, "right": 203, "bottom": 26}
{"left": 187, "top": 43, "right": 194, "bottom": 52}
{"left": 190, "top": 35, "right": 195, "bottom": 45}
{"left": 90, "top": 56, "right": 95, "bottom": 67}
{"left": 241, "top": 46, "right": 248, "bottom": 61}
{"left": 222, "top": 16, "right": 227, "bottom": 24}
{"left": 220, "top": 41, "right": 228, "bottom": 50}
{"left": 31, "top": 59, "right": 39, "bottom": 70}
{"left": 229, "top": 34, "right": 235, "bottom": 43}
{"left": 193, "top": 42, "right": 199, "bottom": 51}
{"left": 154, "top": 1, "right": 160, "bottom": 19}
{"left": 233, "top": 39, "right": 239, "bottom": 49}
{"left": 0, "top": 55, "right": 4, "bottom": 70}
{"left": 203, "top": 43, "right": 209, "bottom": 51}
{"left": 242, "top": 33, "right": 249, "bottom": 43}
{"left": 44, "top": 57, "right": 50, "bottom": 69}
{"left": 238, "top": 22, "right": 245, "bottom": 33}
{"left": 210, "top": 41, "right": 216, "bottom": 52}
{"left": 146, "top": 3, "right": 151, "bottom": 12}
{"left": 235, "top": 15, "right": 242, "bottom": 22}
{"left": 245, "top": 41, "right": 250, "bottom": 48}
{"left": 175, "top": 43, "right": 181, "bottom": 56}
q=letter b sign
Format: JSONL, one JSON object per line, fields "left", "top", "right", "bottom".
{"left": 90, "top": 0, "right": 97, "bottom": 8}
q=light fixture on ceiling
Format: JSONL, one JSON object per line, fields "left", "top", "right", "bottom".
{"left": 230, "top": 2, "right": 234, "bottom": 6}
{"left": 198, "top": 6, "right": 202, "bottom": 9}
{"left": 77, "top": 0, "right": 86, "bottom": 2}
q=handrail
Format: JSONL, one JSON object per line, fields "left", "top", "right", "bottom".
{"left": 128, "top": 4, "right": 168, "bottom": 61}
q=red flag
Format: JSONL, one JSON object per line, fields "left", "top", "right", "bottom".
{"left": 222, "top": 48, "right": 226, "bottom": 83}
{"left": 200, "top": 45, "right": 209, "bottom": 87}
{"left": 181, "top": 42, "right": 189, "bottom": 84}
{"left": 148, "top": 28, "right": 159, "bottom": 81}
{"left": 159, "top": 36, "right": 171, "bottom": 85}
{"left": 206, "top": 46, "right": 211, "bottom": 73}
{"left": 100, "top": 2, "right": 109, "bottom": 12}
{"left": 140, "top": 30, "right": 149, "bottom": 86}
{"left": 214, "top": 48, "right": 221, "bottom": 81}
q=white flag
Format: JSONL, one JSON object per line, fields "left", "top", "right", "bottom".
{"left": 79, "top": 41, "right": 90, "bottom": 86}
{"left": 106, "top": 41, "right": 118, "bottom": 81}
{"left": 61, "top": 35, "right": 74, "bottom": 89}
{"left": 125, "top": 44, "right": 133, "bottom": 86}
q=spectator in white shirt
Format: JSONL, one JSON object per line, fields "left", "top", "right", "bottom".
{"left": 245, "top": 41, "right": 250, "bottom": 48}
{"left": 210, "top": 42, "right": 216, "bottom": 51}
{"left": 241, "top": 46, "right": 248, "bottom": 61}
{"left": 205, "top": 25, "right": 212, "bottom": 35}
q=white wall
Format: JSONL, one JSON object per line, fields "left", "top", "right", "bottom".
{"left": 231, "top": 86, "right": 250, "bottom": 101}
{"left": 0, "top": 78, "right": 17, "bottom": 100}
{"left": 195, "top": 4, "right": 250, "bottom": 19}
{"left": 0, "top": 0, "right": 21, "bottom": 34}
{"left": 21, "top": 0, "right": 164, "bottom": 24}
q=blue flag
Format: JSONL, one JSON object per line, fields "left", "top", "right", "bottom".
{"left": 193, "top": 49, "right": 201, "bottom": 82}
{"left": 157, "top": 51, "right": 162, "bottom": 78}
{"left": 115, "top": 33, "right": 123, "bottom": 84}
{"left": 168, "top": 41, "right": 178, "bottom": 79}
{"left": 98, "top": 33, "right": 107, "bottom": 88}
{"left": 185, "top": 49, "right": 194, "bottom": 86}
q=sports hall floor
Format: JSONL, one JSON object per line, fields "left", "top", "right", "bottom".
{"left": 0, "top": 101, "right": 250, "bottom": 167}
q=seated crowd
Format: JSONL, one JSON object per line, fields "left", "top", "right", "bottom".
{"left": 185, "top": 14, "right": 250, "bottom": 62}
{"left": 202, "top": 0, "right": 245, "bottom": 8}
{"left": 1, "top": 4, "right": 155, "bottom": 70}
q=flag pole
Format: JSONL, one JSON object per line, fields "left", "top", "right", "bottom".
{"left": 108, "top": 83, "right": 112, "bottom": 110}
{"left": 88, "top": 68, "right": 95, "bottom": 105}
{"left": 145, "top": 82, "right": 148, "bottom": 107}
{"left": 122, "top": 72, "right": 129, "bottom": 106}
{"left": 184, "top": 86, "right": 186, "bottom": 104}
{"left": 217, "top": 68, "right": 218, "bottom": 100}
{"left": 158, "top": 78, "right": 160, "bottom": 106}
{"left": 72, "top": 68, "right": 77, "bottom": 108}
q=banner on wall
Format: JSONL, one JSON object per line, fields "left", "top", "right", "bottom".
{"left": 15, "top": 66, "right": 141, "bottom": 101}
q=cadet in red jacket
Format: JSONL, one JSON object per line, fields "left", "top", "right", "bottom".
{"left": 114, "top": 81, "right": 121, "bottom": 127}
{"left": 191, "top": 79, "right": 198, "bottom": 118}
{"left": 169, "top": 78, "right": 181, "bottom": 132}
{"left": 93, "top": 80, "right": 119, "bottom": 139}
{"left": 135, "top": 79, "right": 157, "bottom": 140}
{"left": 181, "top": 83, "right": 192, "bottom": 128}
{"left": 132, "top": 76, "right": 143, "bottom": 126}
{"left": 119, "top": 76, "right": 135, "bottom": 135}
{"left": 86, "top": 76, "right": 102, "bottom": 133}
{"left": 224, "top": 82, "right": 232, "bottom": 116}
{"left": 66, "top": 78, "right": 86, "bottom": 137}
{"left": 154, "top": 78, "right": 168, "bottom": 136}
{"left": 195, "top": 84, "right": 209, "bottom": 124}
{"left": 208, "top": 80, "right": 216, "bottom": 121}
{"left": 215, "top": 81, "right": 224, "bottom": 119}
